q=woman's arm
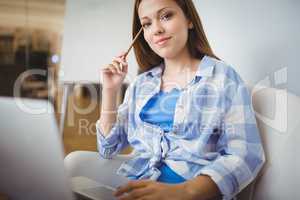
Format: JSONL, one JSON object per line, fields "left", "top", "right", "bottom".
{"left": 196, "top": 81, "right": 265, "bottom": 199}
{"left": 98, "top": 88, "right": 120, "bottom": 137}
{"left": 96, "top": 53, "right": 131, "bottom": 158}
{"left": 182, "top": 175, "right": 221, "bottom": 200}
{"left": 96, "top": 85, "right": 131, "bottom": 159}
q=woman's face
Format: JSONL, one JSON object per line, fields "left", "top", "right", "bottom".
{"left": 138, "top": 0, "right": 192, "bottom": 59}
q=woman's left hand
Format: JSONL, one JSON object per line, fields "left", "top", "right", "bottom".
{"left": 114, "top": 179, "right": 191, "bottom": 200}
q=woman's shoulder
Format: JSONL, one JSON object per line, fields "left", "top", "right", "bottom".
{"left": 200, "top": 57, "right": 250, "bottom": 101}
{"left": 210, "top": 57, "right": 245, "bottom": 86}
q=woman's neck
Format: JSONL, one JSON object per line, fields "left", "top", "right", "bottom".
{"left": 163, "top": 48, "right": 199, "bottom": 77}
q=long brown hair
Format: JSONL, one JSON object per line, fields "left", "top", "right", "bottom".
{"left": 132, "top": 0, "right": 219, "bottom": 73}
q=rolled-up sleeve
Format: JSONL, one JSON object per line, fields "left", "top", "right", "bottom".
{"left": 198, "top": 80, "right": 265, "bottom": 199}
{"left": 96, "top": 84, "right": 132, "bottom": 159}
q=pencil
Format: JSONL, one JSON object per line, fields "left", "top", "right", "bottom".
{"left": 124, "top": 27, "right": 143, "bottom": 58}
{"left": 118, "top": 27, "right": 143, "bottom": 72}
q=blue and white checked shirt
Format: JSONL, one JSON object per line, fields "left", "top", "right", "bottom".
{"left": 96, "top": 55, "right": 265, "bottom": 199}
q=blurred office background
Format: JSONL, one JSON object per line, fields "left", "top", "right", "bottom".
{"left": 0, "top": 0, "right": 111, "bottom": 155}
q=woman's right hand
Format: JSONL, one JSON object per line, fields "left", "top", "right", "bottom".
{"left": 101, "top": 52, "right": 128, "bottom": 91}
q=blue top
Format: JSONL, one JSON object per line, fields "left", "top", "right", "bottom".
{"left": 139, "top": 88, "right": 186, "bottom": 183}
{"left": 96, "top": 55, "right": 265, "bottom": 199}
{"left": 139, "top": 88, "right": 181, "bottom": 133}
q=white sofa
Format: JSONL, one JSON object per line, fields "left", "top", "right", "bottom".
{"left": 237, "top": 87, "right": 300, "bottom": 199}
{"left": 65, "top": 87, "right": 300, "bottom": 199}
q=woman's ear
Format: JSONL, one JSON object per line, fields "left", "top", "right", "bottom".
{"left": 188, "top": 22, "right": 194, "bottom": 29}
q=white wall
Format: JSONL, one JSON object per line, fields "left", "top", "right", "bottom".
{"left": 60, "top": 0, "right": 137, "bottom": 84}
{"left": 195, "top": 0, "right": 299, "bottom": 96}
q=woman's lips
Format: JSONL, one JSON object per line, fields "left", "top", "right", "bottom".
{"left": 155, "top": 37, "right": 171, "bottom": 46}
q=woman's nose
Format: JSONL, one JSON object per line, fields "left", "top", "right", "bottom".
{"left": 152, "top": 21, "right": 165, "bottom": 35}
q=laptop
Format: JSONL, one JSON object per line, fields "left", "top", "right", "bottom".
{"left": 0, "top": 97, "right": 117, "bottom": 200}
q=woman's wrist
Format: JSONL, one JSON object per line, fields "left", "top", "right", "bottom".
{"left": 180, "top": 182, "right": 201, "bottom": 200}
{"left": 180, "top": 175, "right": 221, "bottom": 200}
{"left": 102, "top": 86, "right": 121, "bottom": 94}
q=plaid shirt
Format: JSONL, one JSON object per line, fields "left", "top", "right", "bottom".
{"left": 96, "top": 55, "right": 265, "bottom": 199}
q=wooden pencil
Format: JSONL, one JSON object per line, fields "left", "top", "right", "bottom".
{"left": 119, "top": 27, "right": 143, "bottom": 71}
{"left": 124, "top": 27, "right": 143, "bottom": 58}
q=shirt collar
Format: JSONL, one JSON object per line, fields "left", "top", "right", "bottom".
{"left": 195, "top": 55, "right": 216, "bottom": 78}
{"left": 146, "top": 55, "right": 216, "bottom": 78}
{"left": 145, "top": 62, "right": 164, "bottom": 78}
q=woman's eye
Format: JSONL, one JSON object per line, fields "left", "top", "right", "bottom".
{"left": 161, "top": 12, "right": 173, "bottom": 21}
{"left": 142, "top": 23, "right": 151, "bottom": 28}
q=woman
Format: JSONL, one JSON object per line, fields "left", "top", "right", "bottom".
{"left": 97, "top": 0, "right": 265, "bottom": 199}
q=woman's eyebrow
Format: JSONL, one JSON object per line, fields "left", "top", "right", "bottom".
{"left": 141, "top": 7, "right": 172, "bottom": 20}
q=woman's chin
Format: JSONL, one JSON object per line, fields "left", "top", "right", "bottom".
{"left": 155, "top": 49, "right": 178, "bottom": 60}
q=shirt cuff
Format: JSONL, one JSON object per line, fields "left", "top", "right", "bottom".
{"left": 96, "top": 119, "right": 120, "bottom": 154}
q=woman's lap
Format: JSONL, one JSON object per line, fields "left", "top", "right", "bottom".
{"left": 64, "top": 151, "right": 186, "bottom": 187}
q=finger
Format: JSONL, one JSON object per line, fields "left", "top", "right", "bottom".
{"left": 113, "top": 57, "right": 127, "bottom": 66}
{"left": 108, "top": 64, "right": 118, "bottom": 74}
{"left": 121, "top": 187, "right": 153, "bottom": 200}
{"left": 117, "top": 51, "right": 127, "bottom": 58}
{"left": 110, "top": 63, "right": 122, "bottom": 74}
{"left": 121, "top": 54, "right": 128, "bottom": 62}
{"left": 114, "top": 180, "right": 152, "bottom": 197}
{"left": 121, "top": 62, "right": 128, "bottom": 73}
{"left": 111, "top": 61, "right": 122, "bottom": 74}
{"left": 101, "top": 66, "right": 112, "bottom": 74}
{"left": 112, "top": 60, "right": 127, "bottom": 74}
{"left": 113, "top": 57, "right": 128, "bottom": 73}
